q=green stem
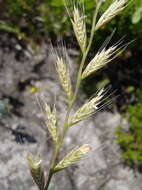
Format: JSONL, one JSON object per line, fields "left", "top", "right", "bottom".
{"left": 44, "top": 170, "right": 53, "bottom": 190}
{"left": 61, "top": 0, "right": 101, "bottom": 139}
{"left": 44, "top": 2, "right": 101, "bottom": 190}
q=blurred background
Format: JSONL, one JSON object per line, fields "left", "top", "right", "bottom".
{"left": 0, "top": 0, "right": 142, "bottom": 190}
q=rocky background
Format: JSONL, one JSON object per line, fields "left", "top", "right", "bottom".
{"left": 0, "top": 34, "right": 142, "bottom": 190}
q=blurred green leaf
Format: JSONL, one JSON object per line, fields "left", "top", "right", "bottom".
{"left": 48, "top": 183, "right": 58, "bottom": 190}
{"left": 126, "top": 86, "right": 135, "bottom": 93}
{"left": 50, "top": 0, "right": 64, "bottom": 7}
{"left": 96, "top": 78, "right": 110, "bottom": 89}
{"left": 132, "top": 7, "right": 142, "bottom": 24}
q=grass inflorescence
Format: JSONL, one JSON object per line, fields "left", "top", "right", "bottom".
{"left": 27, "top": 0, "right": 128, "bottom": 189}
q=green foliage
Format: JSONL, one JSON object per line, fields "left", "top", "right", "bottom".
{"left": 0, "top": 0, "right": 142, "bottom": 50}
{"left": 116, "top": 91, "right": 142, "bottom": 167}
{"left": 0, "top": 0, "right": 68, "bottom": 40}
{"left": 132, "top": 7, "right": 142, "bottom": 24}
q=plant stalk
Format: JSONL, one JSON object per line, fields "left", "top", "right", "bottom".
{"left": 44, "top": 2, "right": 101, "bottom": 189}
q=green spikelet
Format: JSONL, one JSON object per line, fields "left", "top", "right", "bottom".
{"left": 44, "top": 102, "right": 58, "bottom": 144}
{"left": 54, "top": 144, "right": 90, "bottom": 172}
{"left": 27, "top": 155, "right": 45, "bottom": 190}
{"left": 82, "top": 46, "right": 117, "bottom": 79}
{"left": 56, "top": 55, "right": 73, "bottom": 101}
{"left": 72, "top": 6, "right": 87, "bottom": 53}
{"left": 69, "top": 88, "right": 105, "bottom": 126}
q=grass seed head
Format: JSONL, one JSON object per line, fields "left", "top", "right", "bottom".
{"left": 56, "top": 51, "right": 73, "bottom": 101}
{"left": 27, "top": 155, "right": 42, "bottom": 170}
{"left": 82, "top": 46, "right": 117, "bottom": 79}
{"left": 72, "top": 6, "right": 87, "bottom": 53}
{"left": 95, "top": 0, "right": 128, "bottom": 30}
{"left": 69, "top": 88, "right": 106, "bottom": 126}
{"left": 54, "top": 144, "right": 90, "bottom": 171}
{"left": 44, "top": 102, "right": 58, "bottom": 143}
{"left": 27, "top": 155, "right": 45, "bottom": 190}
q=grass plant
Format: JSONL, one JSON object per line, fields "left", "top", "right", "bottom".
{"left": 27, "top": 0, "right": 128, "bottom": 189}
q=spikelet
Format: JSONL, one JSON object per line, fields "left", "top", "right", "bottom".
{"left": 54, "top": 144, "right": 90, "bottom": 171}
{"left": 82, "top": 46, "right": 117, "bottom": 79}
{"left": 95, "top": 0, "right": 128, "bottom": 30}
{"left": 72, "top": 6, "right": 87, "bottom": 53}
{"left": 56, "top": 54, "right": 73, "bottom": 101}
{"left": 69, "top": 88, "right": 105, "bottom": 126}
{"left": 27, "top": 155, "right": 45, "bottom": 190}
{"left": 43, "top": 102, "right": 58, "bottom": 143}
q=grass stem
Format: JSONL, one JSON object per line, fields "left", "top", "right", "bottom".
{"left": 44, "top": 2, "right": 101, "bottom": 189}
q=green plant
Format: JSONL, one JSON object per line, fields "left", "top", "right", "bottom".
{"left": 0, "top": 0, "right": 140, "bottom": 48}
{"left": 27, "top": 0, "right": 128, "bottom": 189}
{"left": 116, "top": 90, "right": 142, "bottom": 167}
{"left": 0, "top": 0, "right": 67, "bottom": 40}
